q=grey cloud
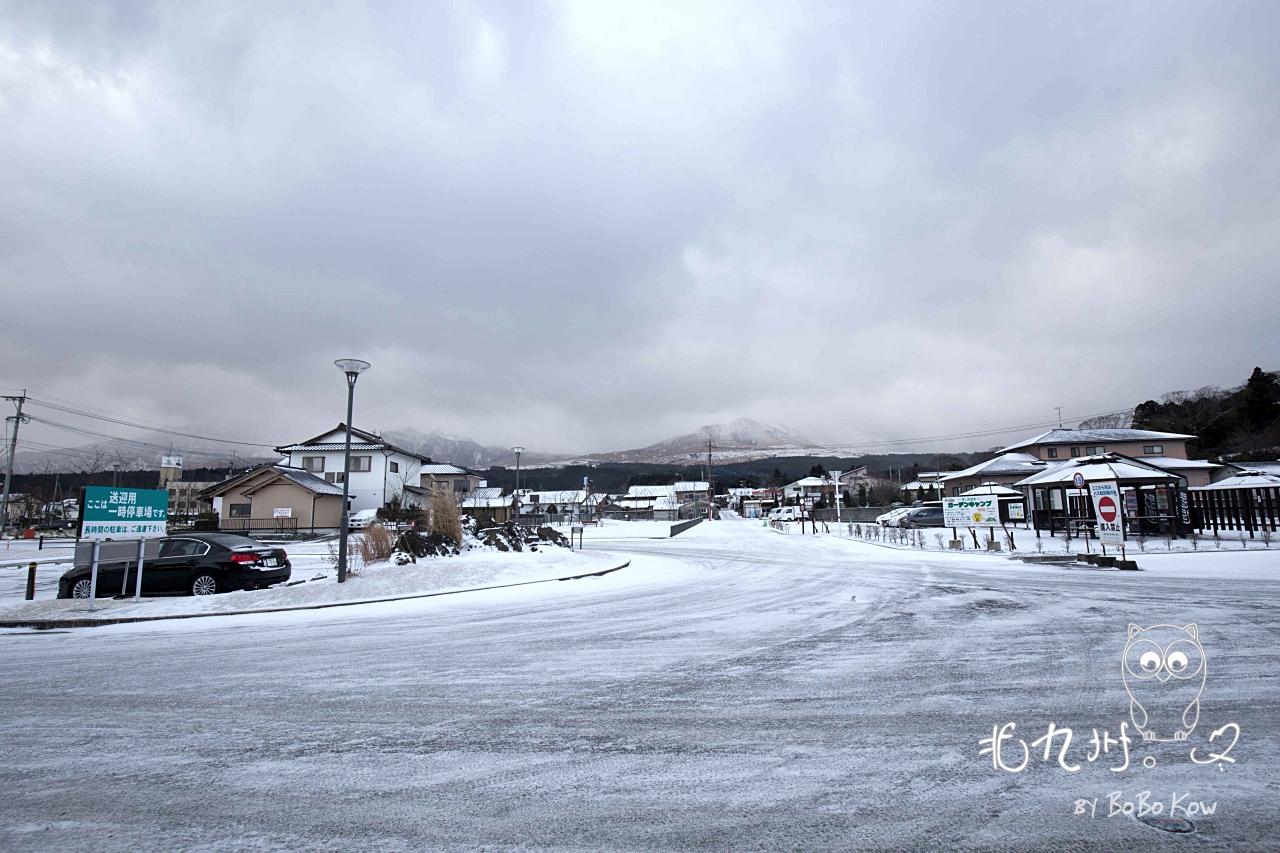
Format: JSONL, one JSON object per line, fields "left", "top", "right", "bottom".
{"left": 1, "top": 1, "right": 1278, "bottom": 456}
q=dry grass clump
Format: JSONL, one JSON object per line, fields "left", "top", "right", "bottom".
{"left": 430, "top": 492, "right": 463, "bottom": 544}
{"left": 355, "top": 522, "right": 396, "bottom": 565}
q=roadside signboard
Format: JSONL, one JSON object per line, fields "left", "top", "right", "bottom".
{"left": 1007, "top": 501, "right": 1025, "bottom": 521}
{"left": 1089, "top": 481, "right": 1125, "bottom": 545}
{"left": 79, "top": 486, "right": 168, "bottom": 540}
{"left": 274, "top": 507, "right": 292, "bottom": 518}
{"left": 943, "top": 495, "right": 1000, "bottom": 527}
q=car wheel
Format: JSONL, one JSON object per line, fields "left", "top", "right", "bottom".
{"left": 190, "top": 573, "right": 219, "bottom": 596}
{"left": 71, "top": 578, "right": 93, "bottom": 599}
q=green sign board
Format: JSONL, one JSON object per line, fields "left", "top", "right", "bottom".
{"left": 80, "top": 486, "right": 169, "bottom": 539}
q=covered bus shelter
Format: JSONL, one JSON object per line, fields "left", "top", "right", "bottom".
{"left": 1016, "top": 454, "right": 1190, "bottom": 542}
{"left": 1188, "top": 471, "right": 1280, "bottom": 538}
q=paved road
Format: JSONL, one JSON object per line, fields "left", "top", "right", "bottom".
{"left": 2, "top": 521, "right": 1276, "bottom": 851}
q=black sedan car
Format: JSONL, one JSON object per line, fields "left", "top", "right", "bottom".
{"left": 58, "top": 533, "right": 291, "bottom": 598}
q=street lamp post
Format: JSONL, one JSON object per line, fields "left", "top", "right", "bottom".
{"left": 511, "top": 446, "right": 523, "bottom": 521}
{"left": 334, "top": 358, "right": 371, "bottom": 583}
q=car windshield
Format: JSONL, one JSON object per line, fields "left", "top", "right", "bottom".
{"left": 199, "top": 533, "right": 265, "bottom": 550}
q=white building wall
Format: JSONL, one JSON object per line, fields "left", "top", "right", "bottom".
{"left": 282, "top": 449, "right": 420, "bottom": 513}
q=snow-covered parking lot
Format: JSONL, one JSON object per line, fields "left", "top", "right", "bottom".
{"left": 1, "top": 517, "right": 1277, "bottom": 850}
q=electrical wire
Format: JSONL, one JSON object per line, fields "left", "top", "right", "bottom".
{"left": 24, "top": 397, "right": 276, "bottom": 447}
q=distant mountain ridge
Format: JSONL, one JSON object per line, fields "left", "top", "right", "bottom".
{"left": 582, "top": 418, "right": 842, "bottom": 465}
{"left": 381, "top": 429, "right": 569, "bottom": 469}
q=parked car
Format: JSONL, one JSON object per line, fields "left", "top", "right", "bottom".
{"left": 58, "top": 533, "right": 290, "bottom": 598}
{"left": 34, "top": 520, "right": 77, "bottom": 531}
{"left": 876, "top": 507, "right": 914, "bottom": 527}
{"left": 348, "top": 508, "right": 379, "bottom": 530}
{"left": 901, "top": 506, "right": 945, "bottom": 528}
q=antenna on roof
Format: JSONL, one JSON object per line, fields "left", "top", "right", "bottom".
{"left": 1055, "top": 407, "right": 1064, "bottom": 428}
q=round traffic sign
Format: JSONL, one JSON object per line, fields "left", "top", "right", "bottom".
{"left": 1098, "top": 495, "right": 1117, "bottom": 523}
{"left": 1073, "top": 472, "right": 1086, "bottom": 488}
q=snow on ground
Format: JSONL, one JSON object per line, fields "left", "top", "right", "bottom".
{"left": 554, "top": 518, "right": 680, "bottom": 540}
{"left": 1, "top": 516, "right": 1277, "bottom": 850}
{"left": 0, "top": 542, "right": 624, "bottom": 622}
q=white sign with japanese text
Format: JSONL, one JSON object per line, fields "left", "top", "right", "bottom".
{"left": 1090, "top": 481, "right": 1125, "bottom": 545}
{"left": 944, "top": 495, "right": 1000, "bottom": 527}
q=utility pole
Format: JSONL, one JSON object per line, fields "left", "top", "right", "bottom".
{"left": 1056, "top": 407, "right": 1064, "bottom": 428}
{"left": 1, "top": 391, "right": 27, "bottom": 537}
{"left": 706, "top": 438, "right": 715, "bottom": 520}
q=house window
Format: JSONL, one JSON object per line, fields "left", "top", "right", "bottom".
{"left": 1143, "top": 445, "right": 1163, "bottom": 455}
{"left": 389, "top": 461, "right": 399, "bottom": 474}
{"left": 325, "top": 472, "right": 345, "bottom": 484}
{"left": 351, "top": 456, "right": 372, "bottom": 472}
{"left": 1070, "top": 446, "right": 1081, "bottom": 457}
{"left": 1085, "top": 446, "right": 1103, "bottom": 455}
{"left": 302, "top": 457, "right": 324, "bottom": 473}
{"left": 1046, "top": 448, "right": 1058, "bottom": 459}
{"left": 229, "top": 503, "right": 252, "bottom": 518}
{"left": 454, "top": 481, "right": 468, "bottom": 493}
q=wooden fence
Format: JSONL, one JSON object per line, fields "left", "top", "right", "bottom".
{"left": 1188, "top": 487, "right": 1280, "bottom": 537}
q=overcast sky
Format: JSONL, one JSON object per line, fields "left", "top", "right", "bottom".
{"left": 2, "top": 1, "right": 1278, "bottom": 457}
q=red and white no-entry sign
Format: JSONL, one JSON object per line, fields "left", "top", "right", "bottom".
{"left": 1098, "top": 495, "right": 1117, "bottom": 523}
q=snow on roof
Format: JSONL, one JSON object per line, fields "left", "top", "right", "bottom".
{"left": 213, "top": 464, "right": 346, "bottom": 498}
{"left": 960, "top": 484, "right": 1023, "bottom": 496}
{"left": 276, "top": 424, "right": 431, "bottom": 461}
{"left": 902, "top": 480, "right": 943, "bottom": 490}
{"left": 1140, "top": 456, "right": 1218, "bottom": 471}
{"left": 785, "top": 477, "right": 829, "bottom": 488}
{"left": 1191, "top": 472, "right": 1280, "bottom": 491}
{"left": 1001, "top": 428, "right": 1194, "bottom": 453}
{"left": 461, "top": 495, "right": 514, "bottom": 508}
{"left": 420, "top": 463, "right": 469, "bottom": 475}
{"left": 673, "top": 481, "right": 710, "bottom": 492}
{"left": 940, "top": 452, "right": 1046, "bottom": 482}
{"left": 470, "top": 487, "right": 504, "bottom": 499}
{"left": 276, "top": 442, "right": 391, "bottom": 452}
{"left": 1225, "top": 461, "right": 1280, "bottom": 476}
{"left": 625, "top": 485, "right": 671, "bottom": 498}
{"left": 522, "top": 490, "right": 587, "bottom": 505}
{"left": 1016, "top": 455, "right": 1183, "bottom": 486}
{"left": 270, "top": 467, "right": 346, "bottom": 496}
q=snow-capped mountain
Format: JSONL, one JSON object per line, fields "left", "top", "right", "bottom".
{"left": 381, "top": 429, "right": 569, "bottom": 469}
{"left": 584, "top": 418, "right": 839, "bottom": 465}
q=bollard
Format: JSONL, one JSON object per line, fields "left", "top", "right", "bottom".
{"left": 25, "top": 562, "right": 36, "bottom": 600}
{"left": 39, "top": 535, "right": 44, "bottom": 551}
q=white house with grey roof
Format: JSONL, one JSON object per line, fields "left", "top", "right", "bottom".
{"left": 275, "top": 424, "right": 430, "bottom": 514}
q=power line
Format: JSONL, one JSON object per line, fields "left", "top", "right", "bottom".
{"left": 24, "top": 397, "right": 276, "bottom": 447}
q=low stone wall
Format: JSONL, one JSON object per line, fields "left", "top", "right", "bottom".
{"left": 670, "top": 518, "right": 704, "bottom": 537}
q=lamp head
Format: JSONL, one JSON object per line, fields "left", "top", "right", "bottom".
{"left": 512, "top": 446, "right": 524, "bottom": 455}
{"left": 335, "top": 358, "right": 371, "bottom": 377}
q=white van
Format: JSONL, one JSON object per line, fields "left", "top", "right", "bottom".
{"left": 776, "top": 506, "right": 804, "bottom": 523}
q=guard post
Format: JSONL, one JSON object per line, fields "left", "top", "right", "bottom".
{"left": 25, "top": 561, "right": 36, "bottom": 600}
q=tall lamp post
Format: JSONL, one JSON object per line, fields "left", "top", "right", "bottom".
{"left": 512, "top": 446, "right": 523, "bottom": 521}
{"left": 334, "top": 358, "right": 371, "bottom": 583}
